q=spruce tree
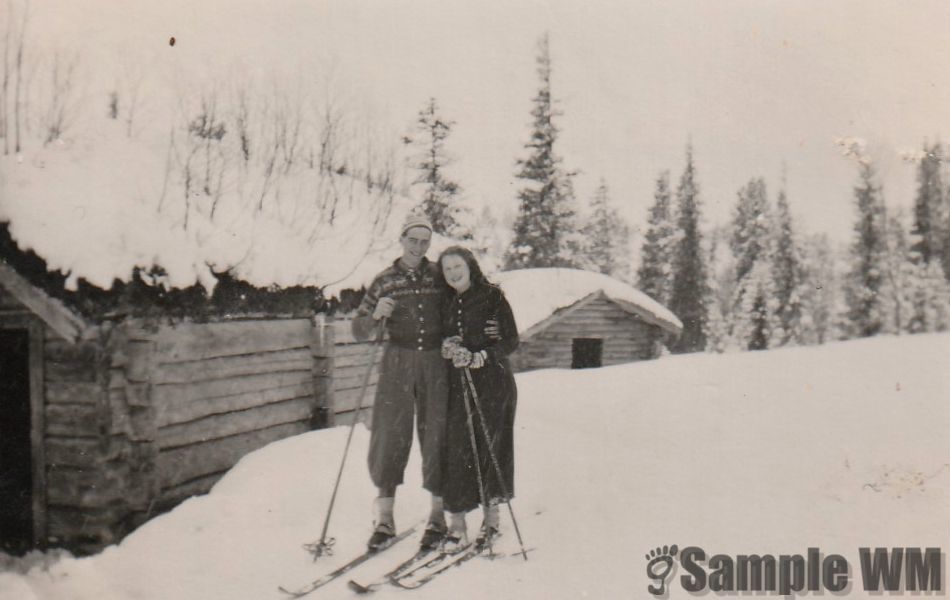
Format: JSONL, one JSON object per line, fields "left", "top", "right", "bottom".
{"left": 637, "top": 170, "right": 677, "bottom": 305}
{"left": 844, "top": 162, "right": 889, "bottom": 338}
{"left": 882, "top": 211, "right": 912, "bottom": 334}
{"left": 909, "top": 142, "right": 944, "bottom": 266}
{"left": 909, "top": 261, "right": 950, "bottom": 332}
{"left": 771, "top": 183, "right": 807, "bottom": 345}
{"left": 729, "top": 178, "right": 778, "bottom": 350}
{"left": 406, "top": 97, "right": 470, "bottom": 239}
{"left": 471, "top": 205, "right": 505, "bottom": 274}
{"left": 703, "top": 226, "right": 733, "bottom": 353}
{"left": 582, "top": 178, "right": 629, "bottom": 278}
{"left": 888, "top": 209, "right": 950, "bottom": 333}
{"left": 505, "top": 33, "right": 580, "bottom": 269}
{"left": 799, "top": 234, "right": 838, "bottom": 345}
{"left": 669, "top": 143, "right": 709, "bottom": 353}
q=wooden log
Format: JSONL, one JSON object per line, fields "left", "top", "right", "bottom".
{"left": 46, "top": 403, "right": 101, "bottom": 436}
{"left": 108, "top": 367, "right": 127, "bottom": 390}
{"left": 310, "top": 314, "right": 333, "bottom": 357}
{"left": 138, "top": 318, "right": 313, "bottom": 363}
{"left": 44, "top": 339, "right": 100, "bottom": 363}
{"left": 157, "top": 396, "right": 314, "bottom": 449}
{"left": 332, "top": 352, "right": 380, "bottom": 370}
{"left": 333, "top": 384, "right": 378, "bottom": 414}
{"left": 46, "top": 437, "right": 101, "bottom": 468}
{"left": 125, "top": 339, "right": 153, "bottom": 382}
{"left": 312, "top": 375, "right": 333, "bottom": 428}
{"left": 46, "top": 464, "right": 128, "bottom": 507}
{"left": 124, "top": 383, "right": 151, "bottom": 408}
{"left": 0, "top": 309, "right": 31, "bottom": 327}
{"left": 332, "top": 360, "right": 382, "bottom": 380}
{"left": 46, "top": 505, "right": 127, "bottom": 545}
{"left": 543, "top": 323, "right": 639, "bottom": 336}
{"left": 45, "top": 360, "right": 98, "bottom": 382}
{"left": 104, "top": 390, "right": 157, "bottom": 441}
{"left": 45, "top": 380, "right": 102, "bottom": 405}
{"left": 0, "top": 260, "right": 90, "bottom": 342}
{"left": 153, "top": 348, "right": 313, "bottom": 384}
{"left": 0, "top": 285, "right": 24, "bottom": 308}
{"left": 155, "top": 379, "right": 314, "bottom": 427}
{"left": 333, "top": 341, "right": 379, "bottom": 358}
{"left": 332, "top": 370, "right": 381, "bottom": 392}
{"left": 330, "top": 317, "right": 378, "bottom": 345}
{"left": 157, "top": 471, "right": 227, "bottom": 506}
{"left": 311, "top": 317, "right": 334, "bottom": 428}
{"left": 333, "top": 407, "right": 373, "bottom": 427}
{"left": 152, "top": 369, "right": 312, "bottom": 411}
{"left": 312, "top": 356, "right": 332, "bottom": 378}
{"left": 156, "top": 421, "right": 307, "bottom": 489}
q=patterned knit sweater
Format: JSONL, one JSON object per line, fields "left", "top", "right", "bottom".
{"left": 352, "top": 257, "right": 446, "bottom": 350}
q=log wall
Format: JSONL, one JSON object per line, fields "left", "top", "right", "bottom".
{"left": 510, "top": 296, "right": 658, "bottom": 371}
{"left": 2, "top": 283, "right": 383, "bottom": 554}
{"left": 327, "top": 317, "right": 382, "bottom": 427}
{"left": 121, "top": 317, "right": 331, "bottom": 510}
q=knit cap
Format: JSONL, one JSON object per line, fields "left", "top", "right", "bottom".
{"left": 401, "top": 208, "right": 433, "bottom": 236}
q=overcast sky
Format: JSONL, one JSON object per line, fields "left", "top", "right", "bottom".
{"left": 24, "top": 0, "right": 950, "bottom": 243}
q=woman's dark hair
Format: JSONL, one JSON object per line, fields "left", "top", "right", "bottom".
{"left": 437, "top": 246, "right": 490, "bottom": 288}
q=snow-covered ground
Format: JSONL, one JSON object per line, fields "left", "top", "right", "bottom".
{"left": 1, "top": 333, "right": 948, "bottom": 599}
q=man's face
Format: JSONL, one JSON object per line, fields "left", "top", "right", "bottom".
{"left": 400, "top": 226, "right": 432, "bottom": 263}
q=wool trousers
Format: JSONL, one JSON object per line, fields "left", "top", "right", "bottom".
{"left": 368, "top": 346, "right": 448, "bottom": 495}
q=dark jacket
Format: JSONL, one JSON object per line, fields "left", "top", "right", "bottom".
{"left": 443, "top": 282, "right": 519, "bottom": 362}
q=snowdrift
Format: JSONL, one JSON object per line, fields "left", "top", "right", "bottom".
{"left": 1, "top": 333, "right": 946, "bottom": 599}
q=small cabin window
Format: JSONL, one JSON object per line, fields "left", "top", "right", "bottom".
{"left": 571, "top": 338, "right": 603, "bottom": 369}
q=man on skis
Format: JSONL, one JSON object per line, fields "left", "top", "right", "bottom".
{"left": 352, "top": 210, "right": 448, "bottom": 552}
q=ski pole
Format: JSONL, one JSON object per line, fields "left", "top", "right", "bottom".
{"left": 459, "top": 369, "right": 493, "bottom": 554}
{"left": 462, "top": 367, "right": 529, "bottom": 561}
{"left": 305, "top": 318, "right": 387, "bottom": 560}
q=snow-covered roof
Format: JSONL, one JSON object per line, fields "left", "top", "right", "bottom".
{"left": 492, "top": 268, "right": 683, "bottom": 337}
{"left": 0, "top": 123, "right": 424, "bottom": 298}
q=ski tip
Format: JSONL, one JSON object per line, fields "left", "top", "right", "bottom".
{"left": 347, "top": 579, "right": 373, "bottom": 594}
{"left": 277, "top": 586, "right": 304, "bottom": 598}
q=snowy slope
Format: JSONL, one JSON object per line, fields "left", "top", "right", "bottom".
{"left": 493, "top": 268, "right": 682, "bottom": 334}
{"left": 1, "top": 333, "right": 947, "bottom": 599}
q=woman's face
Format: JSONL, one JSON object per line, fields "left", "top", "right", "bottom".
{"left": 441, "top": 254, "right": 471, "bottom": 292}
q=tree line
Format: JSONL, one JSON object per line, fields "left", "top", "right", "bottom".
{"left": 411, "top": 34, "right": 950, "bottom": 356}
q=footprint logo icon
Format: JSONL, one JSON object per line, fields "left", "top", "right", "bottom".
{"left": 646, "top": 545, "right": 679, "bottom": 595}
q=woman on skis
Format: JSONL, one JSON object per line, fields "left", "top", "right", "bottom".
{"left": 437, "top": 246, "right": 520, "bottom": 553}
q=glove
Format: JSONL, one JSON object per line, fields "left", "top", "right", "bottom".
{"left": 469, "top": 350, "right": 487, "bottom": 369}
{"left": 442, "top": 336, "right": 463, "bottom": 359}
{"left": 372, "top": 297, "right": 395, "bottom": 320}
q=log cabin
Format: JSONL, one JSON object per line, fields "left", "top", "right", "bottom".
{"left": 493, "top": 268, "right": 683, "bottom": 371}
{"left": 0, "top": 258, "right": 379, "bottom": 555}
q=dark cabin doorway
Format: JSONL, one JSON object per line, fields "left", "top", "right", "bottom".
{"left": 571, "top": 338, "right": 603, "bottom": 369}
{"left": 0, "top": 329, "right": 34, "bottom": 555}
